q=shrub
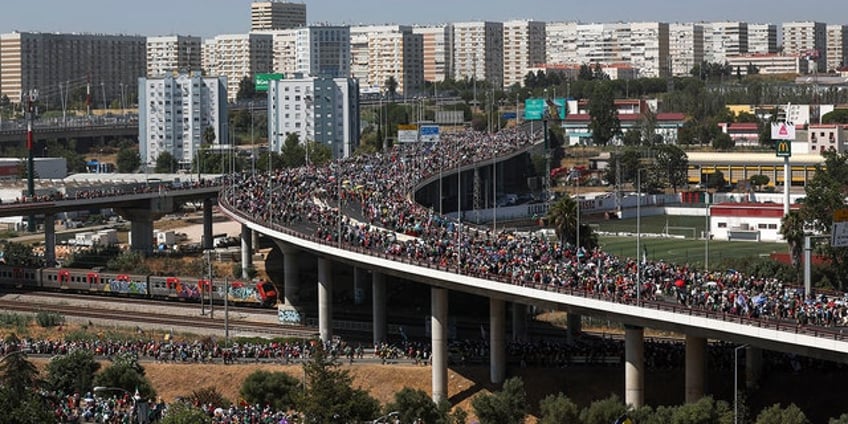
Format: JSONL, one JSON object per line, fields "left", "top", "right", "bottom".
{"left": 35, "top": 311, "right": 64, "bottom": 328}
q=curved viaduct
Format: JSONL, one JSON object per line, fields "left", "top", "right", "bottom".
{"left": 219, "top": 135, "right": 848, "bottom": 408}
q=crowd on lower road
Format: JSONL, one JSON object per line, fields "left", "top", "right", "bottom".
{"left": 226, "top": 125, "right": 848, "bottom": 337}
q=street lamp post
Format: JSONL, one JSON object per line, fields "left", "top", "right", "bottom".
{"left": 734, "top": 344, "right": 749, "bottom": 424}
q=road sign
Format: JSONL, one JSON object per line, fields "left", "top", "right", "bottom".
{"left": 771, "top": 122, "right": 796, "bottom": 140}
{"left": 254, "top": 73, "right": 284, "bottom": 92}
{"left": 524, "top": 98, "right": 545, "bottom": 121}
{"left": 775, "top": 140, "right": 792, "bottom": 158}
{"left": 502, "top": 112, "right": 517, "bottom": 120}
{"left": 397, "top": 124, "right": 418, "bottom": 143}
{"left": 420, "top": 125, "right": 440, "bottom": 143}
{"left": 553, "top": 98, "right": 567, "bottom": 120}
{"left": 833, "top": 209, "right": 848, "bottom": 247}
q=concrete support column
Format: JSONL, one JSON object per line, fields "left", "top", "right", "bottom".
{"left": 317, "top": 257, "right": 333, "bottom": 343}
{"left": 44, "top": 214, "right": 56, "bottom": 267}
{"left": 279, "top": 243, "right": 300, "bottom": 306}
{"left": 128, "top": 213, "right": 154, "bottom": 255}
{"left": 353, "top": 267, "right": 367, "bottom": 305}
{"left": 685, "top": 335, "right": 706, "bottom": 403}
{"left": 624, "top": 325, "right": 645, "bottom": 408}
{"left": 490, "top": 298, "right": 506, "bottom": 384}
{"left": 202, "top": 198, "right": 213, "bottom": 250}
{"left": 240, "top": 224, "right": 253, "bottom": 279}
{"left": 372, "top": 271, "right": 387, "bottom": 345}
{"left": 746, "top": 346, "right": 763, "bottom": 390}
{"left": 511, "top": 303, "right": 528, "bottom": 342}
{"left": 431, "top": 287, "right": 448, "bottom": 403}
{"left": 567, "top": 313, "right": 582, "bottom": 344}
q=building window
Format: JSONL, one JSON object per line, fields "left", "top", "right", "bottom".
{"left": 717, "top": 222, "right": 727, "bottom": 228}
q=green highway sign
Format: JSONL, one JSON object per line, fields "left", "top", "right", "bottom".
{"left": 254, "top": 73, "right": 284, "bottom": 92}
{"left": 524, "top": 98, "right": 545, "bottom": 121}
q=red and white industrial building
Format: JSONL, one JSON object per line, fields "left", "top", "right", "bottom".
{"left": 708, "top": 202, "right": 801, "bottom": 242}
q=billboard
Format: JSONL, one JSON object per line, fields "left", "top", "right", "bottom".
{"left": 771, "top": 122, "right": 796, "bottom": 140}
{"left": 420, "top": 125, "right": 440, "bottom": 143}
{"left": 833, "top": 209, "right": 848, "bottom": 248}
{"left": 254, "top": 73, "right": 284, "bottom": 92}
{"left": 397, "top": 124, "right": 418, "bottom": 143}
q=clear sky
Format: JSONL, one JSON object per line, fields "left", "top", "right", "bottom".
{"left": 1, "top": 0, "right": 847, "bottom": 38}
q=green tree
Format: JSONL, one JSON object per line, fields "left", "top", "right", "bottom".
{"left": 0, "top": 348, "right": 39, "bottom": 401}
{"left": 712, "top": 132, "right": 735, "bottom": 150}
{"left": 588, "top": 82, "right": 621, "bottom": 146}
{"left": 240, "top": 370, "right": 299, "bottom": 411}
{"left": 780, "top": 210, "right": 805, "bottom": 282}
{"left": 305, "top": 141, "right": 333, "bottom": 166}
{"left": 829, "top": 413, "right": 848, "bottom": 424}
{"left": 46, "top": 349, "right": 101, "bottom": 394}
{"left": 471, "top": 377, "right": 527, "bottom": 424}
{"left": 280, "top": 133, "right": 306, "bottom": 168}
{"left": 621, "top": 129, "right": 643, "bottom": 146}
{"left": 821, "top": 109, "right": 848, "bottom": 124}
{"left": 386, "top": 76, "right": 399, "bottom": 101}
{"left": 93, "top": 353, "right": 156, "bottom": 400}
{"left": 578, "top": 64, "right": 594, "bottom": 81}
{"left": 545, "top": 195, "right": 596, "bottom": 249}
{"left": 237, "top": 76, "right": 261, "bottom": 101}
{"left": 0, "top": 388, "right": 54, "bottom": 424}
{"left": 749, "top": 174, "right": 770, "bottom": 191}
{"left": 0, "top": 241, "right": 41, "bottom": 267}
{"left": 706, "top": 170, "right": 727, "bottom": 191}
{"left": 755, "top": 403, "right": 809, "bottom": 424}
{"left": 580, "top": 394, "right": 627, "bottom": 424}
{"left": 116, "top": 147, "right": 140, "bottom": 173}
{"left": 160, "top": 401, "right": 213, "bottom": 424}
{"left": 295, "top": 344, "right": 380, "bottom": 424}
{"left": 653, "top": 144, "right": 689, "bottom": 193}
{"left": 154, "top": 151, "right": 178, "bottom": 173}
{"left": 800, "top": 150, "right": 848, "bottom": 289}
{"left": 670, "top": 396, "right": 733, "bottom": 424}
{"left": 539, "top": 393, "right": 581, "bottom": 424}
{"left": 386, "top": 387, "right": 446, "bottom": 424}
{"left": 203, "top": 126, "right": 217, "bottom": 145}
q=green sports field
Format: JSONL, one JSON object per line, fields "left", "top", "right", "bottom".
{"left": 586, "top": 215, "right": 788, "bottom": 268}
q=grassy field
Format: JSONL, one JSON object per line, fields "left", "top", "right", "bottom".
{"left": 584, "top": 215, "right": 788, "bottom": 268}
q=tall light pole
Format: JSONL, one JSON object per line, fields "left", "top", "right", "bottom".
{"left": 636, "top": 169, "right": 644, "bottom": 305}
{"left": 705, "top": 194, "right": 710, "bottom": 271}
{"left": 734, "top": 344, "right": 749, "bottom": 424}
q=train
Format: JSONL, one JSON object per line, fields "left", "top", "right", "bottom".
{"left": 0, "top": 265, "right": 278, "bottom": 307}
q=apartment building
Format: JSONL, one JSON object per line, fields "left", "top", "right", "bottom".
{"left": 252, "top": 29, "right": 298, "bottom": 75}
{"left": 0, "top": 31, "right": 145, "bottom": 105}
{"left": 294, "top": 26, "right": 350, "bottom": 78}
{"left": 782, "top": 21, "right": 827, "bottom": 72}
{"left": 138, "top": 72, "right": 228, "bottom": 170}
{"left": 669, "top": 23, "right": 704, "bottom": 76}
{"left": 545, "top": 22, "right": 578, "bottom": 65}
{"left": 629, "top": 22, "right": 669, "bottom": 78}
{"left": 367, "top": 30, "right": 424, "bottom": 94}
{"left": 450, "top": 22, "right": 504, "bottom": 88}
{"left": 146, "top": 35, "right": 202, "bottom": 77}
{"left": 725, "top": 54, "right": 809, "bottom": 75}
{"left": 202, "top": 33, "right": 273, "bottom": 101}
{"left": 267, "top": 74, "right": 359, "bottom": 159}
{"left": 748, "top": 24, "right": 778, "bottom": 54}
{"left": 250, "top": 1, "right": 306, "bottom": 31}
{"left": 502, "top": 20, "right": 546, "bottom": 87}
{"left": 826, "top": 24, "right": 848, "bottom": 72}
{"left": 350, "top": 26, "right": 412, "bottom": 89}
{"left": 703, "top": 22, "right": 748, "bottom": 64}
{"left": 575, "top": 23, "right": 632, "bottom": 65}
{"left": 413, "top": 25, "right": 451, "bottom": 84}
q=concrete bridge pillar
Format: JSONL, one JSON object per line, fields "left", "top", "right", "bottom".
{"left": 624, "top": 325, "right": 645, "bottom": 408}
{"left": 567, "top": 313, "right": 582, "bottom": 344}
{"left": 44, "top": 214, "right": 56, "bottom": 267}
{"left": 121, "top": 208, "right": 154, "bottom": 255}
{"left": 353, "top": 267, "right": 367, "bottom": 305}
{"left": 372, "top": 271, "right": 387, "bottom": 345}
{"left": 317, "top": 257, "right": 333, "bottom": 343}
{"left": 685, "top": 335, "right": 706, "bottom": 403}
{"left": 276, "top": 242, "right": 300, "bottom": 307}
{"left": 511, "top": 303, "right": 528, "bottom": 342}
{"left": 202, "top": 198, "right": 213, "bottom": 250}
{"left": 490, "top": 298, "right": 506, "bottom": 384}
{"left": 746, "top": 346, "right": 763, "bottom": 390}
{"left": 431, "top": 287, "right": 448, "bottom": 403}
{"left": 240, "top": 224, "right": 253, "bottom": 279}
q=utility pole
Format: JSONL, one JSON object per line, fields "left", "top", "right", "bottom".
{"left": 25, "top": 89, "right": 38, "bottom": 232}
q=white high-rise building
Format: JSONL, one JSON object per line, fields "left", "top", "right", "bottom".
{"left": 294, "top": 26, "right": 351, "bottom": 78}
{"left": 250, "top": 1, "right": 306, "bottom": 31}
{"left": 545, "top": 22, "right": 579, "bottom": 65}
{"left": 703, "top": 22, "right": 748, "bottom": 64}
{"left": 748, "top": 24, "right": 778, "bottom": 54}
{"left": 575, "top": 23, "right": 632, "bottom": 65}
{"left": 502, "top": 20, "right": 546, "bottom": 87}
{"left": 0, "top": 31, "right": 146, "bottom": 105}
{"left": 252, "top": 29, "right": 298, "bottom": 75}
{"left": 450, "top": 22, "right": 504, "bottom": 87}
{"left": 146, "top": 35, "right": 202, "bottom": 77}
{"left": 669, "top": 23, "right": 704, "bottom": 76}
{"left": 782, "top": 21, "right": 827, "bottom": 72}
{"left": 413, "top": 25, "right": 451, "bottom": 83}
{"left": 629, "top": 22, "right": 669, "bottom": 78}
{"left": 367, "top": 31, "right": 424, "bottom": 94}
{"left": 138, "top": 72, "right": 228, "bottom": 171}
{"left": 826, "top": 24, "right": 848, "bottom": 72}
{"left": 268, "top": 74, "right": 359, "bottom": 159}
{"left": 202, "top": 33, "right": 273, "bottom": 101}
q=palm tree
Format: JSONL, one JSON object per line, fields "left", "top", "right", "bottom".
{"left": 546, "top": 195, "right": 578, "bottom": 246}
{"left": 780, "top": 210, "right": 805, "bottom": 283}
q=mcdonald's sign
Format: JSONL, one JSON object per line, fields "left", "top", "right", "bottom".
{"left": 775, "top": 140, "right": 792, "bottom": 158}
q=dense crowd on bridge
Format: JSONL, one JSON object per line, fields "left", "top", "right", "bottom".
{"left": 227, "top": 125, "right": 848, "bottom": 335}
{"left": 0, "top": 177, "right": 221, "bottom": 206}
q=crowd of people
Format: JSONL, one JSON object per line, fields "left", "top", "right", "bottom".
{"left": 0, "top": 177, "right": 221, "bottom": 206}
{"left": 226, "top": 125, "right": 848, "bottom": 336}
